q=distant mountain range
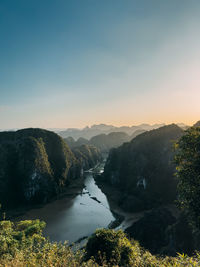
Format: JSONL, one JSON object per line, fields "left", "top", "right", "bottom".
{"left": 0, "top": 123, "right": 189, "bottom": 139}
{"left": 57, "top": 123, "right": 189, "bottom": 140}
{"left": 57, "top": 123, "right": 164, "bottom": 140}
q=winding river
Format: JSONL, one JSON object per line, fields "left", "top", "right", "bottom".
{"left": 17, "top": 172, "right": 116, "bottom": 245}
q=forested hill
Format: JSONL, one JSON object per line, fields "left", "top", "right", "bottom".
{"left": 89, "top": 132, "right": 130, "bottom": 152}
{"left": 103, "top": 124, "right": 184, "bottom": 211}
{"left": 0, "top": 128, "right": 101, "bottom": 209}
{"left": 72, "top": 144, "right": 102, "bottom": 170}
{"left": 64, "top": 131, "right": 146, "bottom": 153}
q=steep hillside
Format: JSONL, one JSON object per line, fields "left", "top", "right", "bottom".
{"left": 102, "top": 124, "right": 184, "bottom": 211}
{"left": 193, "top": 120, "right": 200, "bottom": 127}
{"left": 64, "top": 136, "right": 89, "bottom": 148}
{"left": 0, "top": 128, "right": 77, "bottom": 208}
{"left": 72, "top": 145, "right": 102, "bottom": 171}
{"left": 129, "top": 129, "right": 146, "bottom": 140}
{"left": 64, "top": 131, "right": 145, "bottom": 153}
{"left": 89, "top": 132, "right": 130, "bottom": 152}
{"left": 64, "top": 136, "right": 76, "bottom": 148}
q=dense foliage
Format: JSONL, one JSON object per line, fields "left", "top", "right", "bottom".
{"left": 175, "top": 127, "right": 200, "bottom": 229}
{"left": 65, "top": 131, "right": 135, "bottom": 153}
{"left": 64, "top": 137, "right": 89, "bottom": 148}
{"left": 0, "top": 128, "right": 101, "bottom": 209}
{"left": 89, "top": 132, "right": 130, "bottom": 152}
{"left": 3, "top": 125, "right": 200, "bottom": 265}
{"left": 0, "top": 128, "right": 76, "bottom": 207}
{"left": 0, "top": 221, "right": 200, "bottom": 266}
{"left": 103, "top": 124, "right": 184, "bottom": 211}
{"left": 85, "top": 229, "right": 135, "bottom": 265}
{"left": 72, "top": 144, "right": 102, "bottom": 170}
{"left": 0, "top": 219, "right": 85, "bottom": 266}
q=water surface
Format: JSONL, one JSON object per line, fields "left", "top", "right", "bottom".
{"left": 18, "top": 174, "right": 115, "bottom": 244}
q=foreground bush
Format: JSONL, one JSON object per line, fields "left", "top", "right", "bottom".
{"left": 0, "top": 220, "right": 200, "bottom": 266}
{"left": 175, "top": 127, "right": 200, "bottom": 229}
{"left": 0, "top": 219, "right": 85, "bottom": 267}
{"left": 85, "top": 229, "right": 138, "bottom": 265}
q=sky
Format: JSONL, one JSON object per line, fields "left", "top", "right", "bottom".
{"left": 0, "top": 0, "right": 200, "bottom": 129}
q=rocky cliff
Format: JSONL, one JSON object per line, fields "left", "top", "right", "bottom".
{"left": 102, "top": 124, "right": 184, "bottom": 211}
{"left": 0, "top": 128, "right": 101, "bottom": 209}
{"left": 72, "top": 144, "right": 102, "bottom": 171}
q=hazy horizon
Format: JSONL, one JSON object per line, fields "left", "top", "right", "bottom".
{"left": 1, "top": 0, "right": 200, "bottom": 129}
{"left": 0, "top": 121, "right": 192, "bottom": 132}
{"left": 0, "top": 120, "right": 196, "bottom": 131}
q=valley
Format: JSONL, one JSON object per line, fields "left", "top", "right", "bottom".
{"left": 14, "top": 161, "right": 145, "bottom": 246}
{"left": 1, "top": 122, "right": 200, "bottom": 265}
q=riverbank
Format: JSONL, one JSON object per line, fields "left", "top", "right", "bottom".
{"left": 94, "top": 175, "right": 187, "bottom": 256}
{"left": 6, "top": 159, "right": 136, "bottom": 246}
{"left": 5, "top": 176, "right": 86, "bottom": 221}
{"left": 94, "top": 178, "right": 146, "bottom": 229}
{"left": 13, "top": 172, "right": 117, "bottom": 244}
{"left": 85, "top": 161, "right": 126, "bottom": 229}
{"left": 6, "top": 160, "right": 105, "bottom": 221}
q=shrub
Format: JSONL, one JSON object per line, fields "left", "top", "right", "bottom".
{"left": 85, "top": 229, "right": 138, "bottom": 266}
{"left": 1, "top": 220, "right": 200, "bottom": 266}
{"left": 175, "top": 127, "right": 200, "bottom": 229}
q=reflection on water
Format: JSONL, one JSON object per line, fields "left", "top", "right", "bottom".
{"left": 18, "top": 174, "right": 115, "bottom": 244}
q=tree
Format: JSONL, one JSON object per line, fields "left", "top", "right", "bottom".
{"left": 174, "top": 127, "right": 200, "bottom": 229}
{"left": 85, "top": 229, "right": 138, "bottom": 266}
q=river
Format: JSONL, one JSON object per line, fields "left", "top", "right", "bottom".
{"left": 17, "top": 172, "right": 116, "bottom": 245}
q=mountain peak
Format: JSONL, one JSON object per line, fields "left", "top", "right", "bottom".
{"left": 193, "top": 121, "right": 200, "bottom": 127}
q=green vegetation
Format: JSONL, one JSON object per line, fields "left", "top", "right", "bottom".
{"left": 89, "top": 132, "right": 130, "bottom": 152}
{"left": 72, "top": 144, "right": 102, "bottom": 171}
{"left": 175, "top": 127, "right": 200, "bottom": 229}
{"left": 0, "top": 128, "right": 101, "bottom": 210}
{"left": 0, "top": 222, "right": 200, "bottom": 266}
{"left": 0, "top": 128, "right": 76, "bottom": 208}
{"left": 103, "top": 124, "right": 184, "bottom": 211}
{"left": 65, "top": 131, "right": 135, "bottom": 153}
{"left": 64, "top": 136, "right": 89, "bottom": 148}
{"left": 85, "top": 229, "right": 138, "bottom": 265}
{"left": 2, "top": 124, "right": 200, "bottom": 265}
{"left": 0, "top": 219, "right": 84, "bottom": 267}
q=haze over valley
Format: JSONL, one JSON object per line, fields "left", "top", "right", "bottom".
{"left": 1, "top": 0, "right": 200, "bottom": 266}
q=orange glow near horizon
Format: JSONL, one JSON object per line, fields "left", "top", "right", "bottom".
{"left": 1, "top": 1, "right": 200, "bottom": 130}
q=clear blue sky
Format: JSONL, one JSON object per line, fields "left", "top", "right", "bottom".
{"left": 1, "top": 0, "right": 200, "bottom": 129}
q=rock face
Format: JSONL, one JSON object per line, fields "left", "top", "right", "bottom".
{"left": 0, "top": 128, "right": 101, "bottom": 209}
{"left": 103, "top": 124, "right": 184, "bottom": 211}
{"left": 0, "top": 128, "right": 76, "bottom": 207}
{"left": 72, "top": 144, "right": 102, "bottom": 171}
